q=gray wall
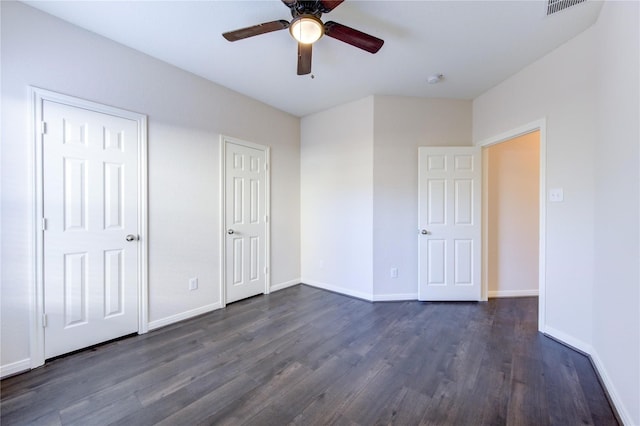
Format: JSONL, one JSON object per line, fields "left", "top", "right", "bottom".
{"left": 473, "top": 2, "right": 639, "bottom": 423}
{"left": 1, "top": 1, "right": 300, "bottom": 371}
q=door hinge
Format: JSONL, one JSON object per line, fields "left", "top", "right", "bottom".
{"left": 42, "top": 313, "right": 48, "bottom": 328}
{"left": 41, "top": 121, "right": 47, "bottom": 135}
{"left": 264, "top": 215, "right": 269, "bottom": 223}
{"left": 264, "top": 163, "right": 268, "bottom": 171}
{"left": 42, "top": 218, "right": 47, "bottom": 231}
{"left": 264, "top": 267, "right": 269, "bottom": 275}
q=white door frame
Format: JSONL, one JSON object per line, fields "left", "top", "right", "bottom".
{"left": 477, "top": 119, "right": 547, "bottom": 332}
{"left": 219, "top": 135, "right": 271, "bottom": 308}
{"left": 30, "top": 87, "right": 148, "bottom": 368}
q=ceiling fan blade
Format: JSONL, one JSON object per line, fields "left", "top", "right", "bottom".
{"left": 324, "top": 21, "right": 384, "bottom": 53}
{"left": 297, "top": 42, "right": 312, "bottom": 75}
{"left": 319, "top": 0, "right": 344, "bottom": 12}
{"left": 223, "top": 20, "right": 290, "bottom": 42}
{"left": 281, "top": 0, "right": 297, "bottom": 6}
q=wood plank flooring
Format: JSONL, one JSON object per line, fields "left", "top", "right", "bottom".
{"left": 1, "top": 284, "right": 618, "bottom": 425}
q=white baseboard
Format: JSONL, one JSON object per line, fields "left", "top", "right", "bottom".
{"left": 543, "top": 325, "right": 592, "bottom": 354}
{"left": 544, "top": 325, "right": 633, "bottom": 425}
{"left": 302, "top": 279, "right": 373, "bottom": 302}
{"left": 148, "top": 302, "right": 222, "bottom": 331}
{"left": 488, "top": 289, "right": 539, "bottom": 298}
{"left": 270, "top": 278, "right": 301, "bottom": 293}
{"left": 372, "top": 293, "right": 418, "bottom": 302}
{"left": 589, "top": 349, "right": 634, "bottom": 426}
{"left": 302, "top": 280, "right": 418, "bottom": 302}
{"left": 0, "top": 358, "right": 31, "bottom": 379}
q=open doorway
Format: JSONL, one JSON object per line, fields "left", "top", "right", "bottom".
{"left": 485, "top": 131, "right": 540, "bottom": 298}
{"left": 479, "top": 120, "right": 546, "bottom": 331}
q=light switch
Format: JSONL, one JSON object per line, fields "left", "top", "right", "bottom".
{"left": 549, "top": 188, "right": 564, "bottom": 202}
{"left": 189, "top": 277, "right": 198, "bottom": 291}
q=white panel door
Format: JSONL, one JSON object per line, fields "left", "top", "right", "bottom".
{"left": 43, "top": 100, "right": 139, "bottom": 358}
{"left": 225, "top": 141, "right": 267, "bottom": 303}
{"left": 418, "top": 147, "right": 481, "bottom": 301}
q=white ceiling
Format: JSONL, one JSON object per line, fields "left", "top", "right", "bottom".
{"left": 24, "top": 0, "right": 603, "bottom": 117}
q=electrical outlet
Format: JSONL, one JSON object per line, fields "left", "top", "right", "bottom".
{"left": 189, "top": 278, "right": 198, "bottom": 291}
{"left": 390, "top": 267, "right": 398, "bottom": 278}
{"left": 549, "top": 188, "right": 564, "bottom": 202}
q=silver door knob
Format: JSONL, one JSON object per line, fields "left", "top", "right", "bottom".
{"left": 421, "top": 229, "right": 430, "bottom": 235}
{"left": 126, "top": 234, "right": 138, "bottom": 241}
{"left": 227, "top": 229, "right": 234, "bottom": 235}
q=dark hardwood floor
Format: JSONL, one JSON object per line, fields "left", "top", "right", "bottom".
{"left": 1, "top": 284, "right": 617, "bottom": 425}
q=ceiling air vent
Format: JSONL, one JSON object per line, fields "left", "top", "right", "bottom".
{"left": 547, "top": 0, "right": 587, "bottom": 15}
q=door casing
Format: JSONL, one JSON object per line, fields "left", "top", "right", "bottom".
{"left": 219, "top": 135, "right": 271, "bottom": 307}
{"left": 30, "top": 87, "right": 148, "bottom": 368}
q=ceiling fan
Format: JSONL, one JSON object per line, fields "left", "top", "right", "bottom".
{"left": 222, "top": 0, "right": 384, "bottom": 75}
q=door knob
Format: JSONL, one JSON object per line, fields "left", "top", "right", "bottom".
{"left": 227, "top": 229, "right": 235, "bottom": 235}
{"left": 125, "top": 234, "right": 138, "bottom": 241}
{"left": 421, "top": 229, "right": 430, "bottom": 235}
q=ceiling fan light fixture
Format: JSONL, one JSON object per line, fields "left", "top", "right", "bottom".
{"left": 290, "top": 15, "right": 324, "bottom": 44}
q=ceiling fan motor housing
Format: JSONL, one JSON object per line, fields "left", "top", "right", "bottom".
{"left": 288, "top": 0, "right": 331, "bottom": 18}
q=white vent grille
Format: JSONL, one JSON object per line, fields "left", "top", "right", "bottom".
{"left": 547, "top": 0, "right": 587, "bottom": 15}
